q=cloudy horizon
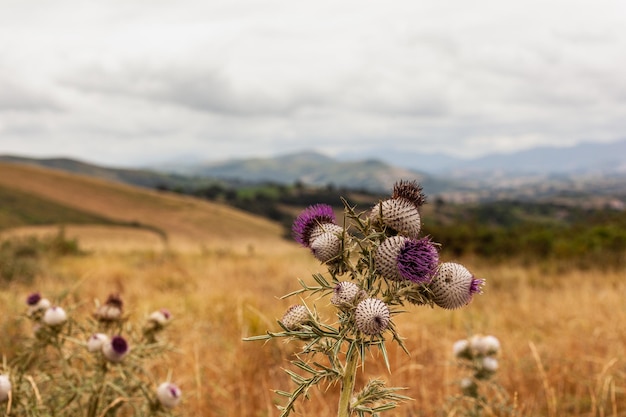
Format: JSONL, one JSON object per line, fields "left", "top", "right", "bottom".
{"left": 1, "top": 0, "right": 625, "bottom": 167}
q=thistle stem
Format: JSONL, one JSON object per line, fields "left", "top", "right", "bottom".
{"left": 337, "top": 344, "right": 359, "bottom": 417}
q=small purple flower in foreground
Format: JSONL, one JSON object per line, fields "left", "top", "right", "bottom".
{"left": 26, "top": 292, "right": 51, "bottom": 316}
{"left": 0, "top": 375, "right": 11, "bottom": 402}
{"left": 95, "top": 294, "right": 124, "bottom": 322}
{"left": 26, "top": 292, "right": 41, "bottom": 306}
{"left": 102, "top": 335, "right": 129, "bottom": 363}
{"left": 43, "top": 306, "right": 67, "bottom": 326}
{"left": 429, "top": 262, "right": 485, "bottom": 310}
{"left": 375, "top": 236, "right": 439, "bottom": 283}
{"left": 292, "top": 204, "right": 337, "bottom": 247}
{"left": 157, "top": 382, "right": 182, "bottom": 408}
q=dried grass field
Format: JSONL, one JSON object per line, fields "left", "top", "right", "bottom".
{"left": 1, "top": 234, "right": 625, "bottom": 416}
{"left": 1, "top": 163, "right": 625, "bottom": 416}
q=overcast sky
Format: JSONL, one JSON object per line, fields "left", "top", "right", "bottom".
{"left": 1, "top": 0, "right": 625, "bottom": 167}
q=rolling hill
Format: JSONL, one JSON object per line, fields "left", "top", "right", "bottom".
{"left": 0, "top": 162, "right": 289, "bottom": 252}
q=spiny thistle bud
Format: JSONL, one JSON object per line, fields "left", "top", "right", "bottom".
{"left": 43, "top": 306, "right": 67, "bottom": 326}
{"left": 94, "top": 294, "right": 124, "bottom": 322}
{"left": 355, "top": 298, "right": 391, "bottom": 336}
{"left": 102, "top": 335, "right": 129, "bottom": 363}
{"left": 310, "top": 231, "right": 342, "bottom": 263}
{"left": 281, "top": 304, "right": 309, "bottom": 330}
{"left": 26, "top": 292, "right": 51, "bottom": 317}
{"left": 292, "top": 204, "right": 337, "bottom": 247}
{"left": 0, "top": 375, "right": 11, "bottom": 402}
{"left": 375, "top": 236, "right": 439, "bottom": 283}
{"left": 157, "top": 382, "right": 182, "bottom": 408}
{"left": 87, "top": 333, "right": 110, "bottom": 353}
{"left": 331, "top": 281, "right": 361, "bottom": 307}
{"left": 429, "top": 262, "right": 484, "bottom": 310}
{"left": 370, "top": 180, "right": 425, "bottom": 238}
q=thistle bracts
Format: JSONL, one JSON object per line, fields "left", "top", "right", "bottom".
{"left": 245, "top": 180, "right": 486, "bottom": 417}
{"left": 429, "top": 262, "right": 485, "bottom": 310}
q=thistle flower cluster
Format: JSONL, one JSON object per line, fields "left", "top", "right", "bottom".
{"left": 0, "top": 291, "right": 181, "bottom": 415}
{"left": 246, "top": 180, "right": 486, "bottom": 417}
{"left": 451, "top": 334, "right": 508, "bottom": 416}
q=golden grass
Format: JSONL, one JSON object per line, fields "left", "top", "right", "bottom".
{"left": 2, "top": 242, "right": 625, "bottom": 417}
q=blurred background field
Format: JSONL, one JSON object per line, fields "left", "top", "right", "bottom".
{"left": 0, "top": 162, "right": 625, "bottom": 416}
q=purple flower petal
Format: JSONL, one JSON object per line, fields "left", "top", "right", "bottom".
{"left": 291, "top": 204, "right": 336, "bottom": 247}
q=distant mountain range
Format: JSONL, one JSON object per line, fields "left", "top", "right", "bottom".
{"left": 2, "top": 139, "right": 626, "bottom": 203}
{"left": 339, "top": 139, "right": 626, "bottom": 175}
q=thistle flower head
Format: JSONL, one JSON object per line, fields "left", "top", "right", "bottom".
{"left": 482, "top": 356, "right": 499, "bottom": 373}
{"left": 281, "top": 304, "right": 309, "bottom": 330}
{"left": 26, "top": 292, "right": 51, "bottom": 316}
{"left": 43, "top": 306, "right": 67, "bottom": 326}
{"left": 331, "top": 281, "right": 361, "bottom": 307}
{"left": 0, "top": 375, "right": 11, "bottom": 403}
{"left": 310, "top": 231, "right": 342, "bottom": 263}
{"left": 429, "top": 263, "right": 484, "bottom": 310}
{"left": 148, "top": 308, "right": 172, "bottom": 326}
{"left": 355, "top": 298, "right": 391, "bottom": 336}
{"left": 370, "top": 198, "right": 421, "bottom": 238}
{"left": 26, "top": 292, "right": 41, "bottom": 306}
{"left": 392, "top": 180, "right": 427, "bottom": 208}
{"left": 375, "top": 236, "right": 439, "bottom": 283}
{"left": 87, "top": 333, "right": 110, "bottom": 353}
{"left": 102, "top": 335, "right": 129, "bottom": 363}
{"left": 95, "top": 294, "right": 124, "bottom": 322}
{"left": 469, "top": 334, "right": 500, "bottom": 356}
{"left": 452, "top": 339, "right": 470, "bottom": 358}
{"left": 292, "top": 204, "right": 336, "bottom": 247}
{"left": 157, "top": 382, "right": 182, "bottom": 408}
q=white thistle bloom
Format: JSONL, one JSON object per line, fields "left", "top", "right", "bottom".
{"left": 481, "top": 335, "right": 501, "bottom": 355}
{"left": 43, "top": 306, "right": 67, "bottom": 326}
{"left": 87, "top": 333, "right": 109, "bottom": 353}
{"left": 156, "top": 382, "right": 182, "bottom": 408}
{"left": 452, "top": 339, "right": 470, "bottom": 358}
{"left": 0, "top": 375, "right": 11, "bottom": 402}
{"left": 482, "top": 356, "right": 499, "bottom": 372}
{"left": 148, "top": 309, "right": 172, "bottom": 326}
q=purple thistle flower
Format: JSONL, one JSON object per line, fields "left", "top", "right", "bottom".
{"left": 292, "top": 204, "right": 336, "bottom": 247}
{"left": 396, "top": 237, "right": 439, "bottom": 284}
{"left": 103, "top": 335, "right": 129, "bottom": 363}
{"left": 26, "top": 292, "right": 41, "bottom": 306}
{"left": 375, "top": 236, "right": 439, "bottom": 283}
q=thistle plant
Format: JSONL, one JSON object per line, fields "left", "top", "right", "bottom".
{"left": 244, "top": 180, "right": 485, "bottom": 417}
{"left": 450, "top": 334, "right": 514, "bottom": 416}
{"left": 1, "top": 292, "right": 181, "bottom": 416}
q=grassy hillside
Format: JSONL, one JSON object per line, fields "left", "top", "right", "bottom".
{"left": 0, "top": 162, "right": 289, "bottom": 252}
